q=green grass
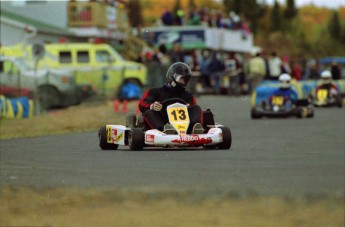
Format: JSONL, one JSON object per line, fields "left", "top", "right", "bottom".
{"left": 0, "top": 100, "right": 139, "bottom": 140}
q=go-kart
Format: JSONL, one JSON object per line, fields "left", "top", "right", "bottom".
{"left": 98, "top": 98, "right": 232, "bottom": 151}
{"left": 313, "top": 86, "right": 343, "bottom": 108}
{"left": 251, "top": 89, "right": 314, "bottom": 119}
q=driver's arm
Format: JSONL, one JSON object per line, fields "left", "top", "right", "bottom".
{"left": 139, "top": 88, "right": 158, "bottom": 113}
{"left": 186, "top": 93, "right": 197, "bottom": 106}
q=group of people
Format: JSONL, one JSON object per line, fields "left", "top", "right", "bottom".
{"left": 159, "top": 7, "right": 251, "bottom": 35}
{"left": 137, "top": 45, "right": 343, "bottom": 97}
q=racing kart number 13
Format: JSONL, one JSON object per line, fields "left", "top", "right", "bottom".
{"left": 168, "top": 107, "right": 189, "bottom": 123}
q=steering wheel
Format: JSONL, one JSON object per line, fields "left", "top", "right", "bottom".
{"left": 161, "top": 98, "right": 187, "bottom": 111}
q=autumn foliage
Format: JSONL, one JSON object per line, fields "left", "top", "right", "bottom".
{"left": 137, "top": 0, "right": 345, "bottom": 57}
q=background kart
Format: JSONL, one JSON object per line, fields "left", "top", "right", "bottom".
{"left": 313, "top": 86, "right": 343, "bottom": 108}
{"left": 251, "top": 82, "right": 314, "bottom": 119}
{"left": 98, "top": 98, "right": 232, "bottom": 151}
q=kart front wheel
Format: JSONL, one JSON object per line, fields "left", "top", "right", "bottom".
{"left": 218, "top": 126, "right": 232, "bottom": 150}
{"left": 251, "top": 108, "right": 262, "bottom": 119}
{"left": 98, "top": 126, "right": 119, "bottom": 150}
{"left": 128, "top": 128, "right": 145, "bottom": 151}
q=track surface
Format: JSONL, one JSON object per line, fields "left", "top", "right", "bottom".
{"left": 1, "top": 96, "right": 344, "bottom": 196}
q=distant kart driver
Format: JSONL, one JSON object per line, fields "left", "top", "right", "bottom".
{"left": 316, "top": 70, "right": 339, "bottom": 97}
{"left": 138, "top": 62, "right": 204, "bottom": 134}
{"left": 271, "top": 73, "right": 298, "bottom": 106}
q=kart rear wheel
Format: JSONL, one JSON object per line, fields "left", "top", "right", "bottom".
{"left": 218, "top": 126, "right": 232, "bottom": 150}
{"left": 336, "top": 95, "right": 343, "bottom": 108}
{"left": 296, "top": 107, "right": 308, "bottom": 118}
{"left": 128, "top": 128, "right": 145, "bottom": 151}
{"left": 307, "top": 108, "right": 314, "bottom": 118}
{"left": 98, "top": 126, "right": 119, "bottom": 150}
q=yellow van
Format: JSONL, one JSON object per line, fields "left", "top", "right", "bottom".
{"left": 1, "top": 42, "right": 147, "bottom": 96}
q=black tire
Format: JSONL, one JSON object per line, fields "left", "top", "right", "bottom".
{"left": 126, "top": 112, "right": 137, "bottom": 128}
{"left": 296, "top": 107, "right": 309, "bottom": 118}
{"left": 98, "top": 126, "right": 119, "bottom": 150}
{"left": 251, "top": 108, "right": 262, "bottom": 119}
{"left": 336, "top": 95, "right": 343, "bottom": 108}
{"left": 128, "top": 128, "right": 145, "bottom": 151}
{"left": 307, "top": 108, "right": 314, "bottom": 118}
{"left": 37, "top": 85, "right": 61, "bottom": 109}
{"left": 218, "top": 126, "right": 232, "bottom": 150}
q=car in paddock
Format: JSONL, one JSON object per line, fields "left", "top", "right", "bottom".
{"left": 98, "top": 98, "right": 232, "bottom": 151}
{"left": 251, "top": 75, "right": 314, "bottom": 119}
{"left": 0, "top": 56, "right": 94, "bottom": 109}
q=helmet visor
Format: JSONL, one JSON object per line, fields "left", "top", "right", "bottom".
{"left": 280, "top": 80, "right": 291, "bottom": 88}
{"left": 173, "top": 73, "right": 190, "bottom": 87}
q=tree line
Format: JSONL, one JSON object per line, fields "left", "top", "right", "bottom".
{"left": 126, "top": 0, "right": 345, "bottom": 57}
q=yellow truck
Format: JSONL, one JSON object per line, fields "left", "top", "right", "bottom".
{"left": 1, "top": 42, "right": 147, "bottom": 97}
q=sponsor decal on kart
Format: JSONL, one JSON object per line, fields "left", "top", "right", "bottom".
{"left": 171, "top": 135, "right": 212, "bottom": 145}
{"left": 181, "top": 135, "right": 199, "bottom": 142}
{"left": 146, "top": 134, "right": 154, "bottom": 143}
{"left": 106, "top": 126, "right": 116, "bottom": 143}
{"left": 115, "top": 133, "right": 123, "bottom": 143}
{"left": 105, "top": 126, "right": 124, "bottom": 144}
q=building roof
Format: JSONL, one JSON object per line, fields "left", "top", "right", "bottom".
{"left": 1, "top": 9, "right": 73, "bottom": 36}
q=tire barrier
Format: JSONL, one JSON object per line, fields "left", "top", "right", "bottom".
{"left": 0, "top": 95, "right": 34, "bottom": 119}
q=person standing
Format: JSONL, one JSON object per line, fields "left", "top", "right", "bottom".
{"left": 331, "top": 61, "right": 341, "bottom": 80}
{"left": 248, "top": 52, "right": 266, "bottom": 94}
{"left": 268, "top": 51, "right": 281, "bottom": 80}
{"left": 208, "top": 52, "right": 225, "bottom": 94}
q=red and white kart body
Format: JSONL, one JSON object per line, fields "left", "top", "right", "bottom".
{"left": 99, "top": 102, "right": 232, "bottom": 151}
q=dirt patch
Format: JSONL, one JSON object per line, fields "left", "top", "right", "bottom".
{"left": 1, "top": 187, "right": 343, "bottom": 227}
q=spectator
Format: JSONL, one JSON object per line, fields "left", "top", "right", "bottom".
{"left": 169, "top": 42, "right": 184, "bottom": 63}
{"left": 248, "top": 52, "right": 266, "bottom": 94}
{"left": 291, "top": 61, "right": 302, "bottom": 81}
{"left": 175, "top": 9, "right": 185, "bottom": 25}
{"left": 268, "top": 51, "right": 281, "bottom": 80}
{"left": 208, "top": 51, "right": 225, "bottom": 94}
{"left": 161, "top": 10, "right": 174, "bottom": 26}
{"left": 187, "top": 8, "right": 201, "bottom": 25}
{"left": 199, "top": 50, "right": 211, "bottom": 92}
{"left": 307, "top": 59, "right": 320, "bottom": 79}
{"left": 281, "top": 56, "right": 292, "bottom": 75}
{"left": 331, "top": 61, "right": 341, "bottom": 80}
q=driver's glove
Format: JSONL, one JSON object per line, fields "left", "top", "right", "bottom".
{"left": 150, "top": 101, "right": 163, "bottom": 111}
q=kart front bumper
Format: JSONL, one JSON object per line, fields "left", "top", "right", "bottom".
{"left": 252, "top": 107, "right": 297, "bottom": 117}
{"left": 144, "top": 128, "right": 224, "bottom": 147}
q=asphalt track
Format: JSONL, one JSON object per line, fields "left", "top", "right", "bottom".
{"left": 1, "top": 96, "right": 344, "bottom": 197}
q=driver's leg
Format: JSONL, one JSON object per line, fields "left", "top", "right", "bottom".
{"left": 143, "top": 110, "right": 167, "bottom": 131}
{"left": 188, "top": 105, "right": 203, "bottom": 133}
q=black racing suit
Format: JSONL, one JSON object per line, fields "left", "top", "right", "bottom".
{"left": 139, "top": 84, "right": 203, "bottom": 133}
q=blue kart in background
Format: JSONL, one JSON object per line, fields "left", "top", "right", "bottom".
{"left": 251, "top": 78, "right": 345, "bottom": 119}
{"left": 251, "top": 80, "right": 314, "bottom": 119}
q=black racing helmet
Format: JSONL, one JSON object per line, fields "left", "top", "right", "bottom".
{"left": 166, "top": 62, "right": 192, "bottom": 89}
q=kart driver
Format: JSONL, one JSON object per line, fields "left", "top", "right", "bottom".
{"left": 138, "top": 62, "right": 204, "bottom": 134}
{"left": 272, "top": 73, "right": 299, "bottom": 105}
{"left": 316, "top": 70, "right": 338, "bottom": 97}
